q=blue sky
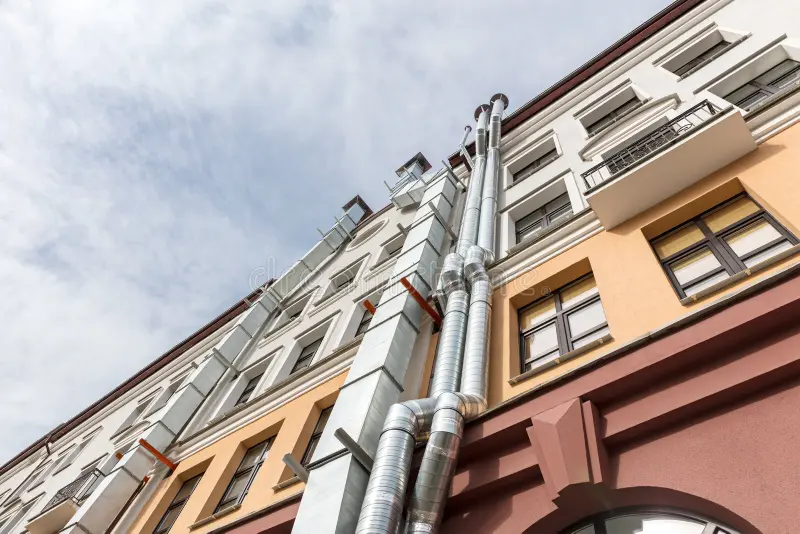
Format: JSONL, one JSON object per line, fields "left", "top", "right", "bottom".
{"left": 0, "top": 0, "right": 672, "bottom": 463}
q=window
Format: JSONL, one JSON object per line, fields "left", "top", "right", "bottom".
{"left": 233, "top": 373, "right": 263, "bottom": 408}
{"left": 0, "top": 500, "right": 35, "bottom": 534}
{"left": 321, "top": 259, "right": 365, "bottom": 302}
{"left": 4, "top": 460, "right": 49, "bottom": 504}
{"left": 651, "top": 194, "right": 798, "bottom": 299}
{"left": 513, "top": 148, "right": 559, "bottom": 183}
{"left": 515, "top": 193, "right": 573, "bottom": 244}
{"left": 673, "top": 40, "right": 732, "bottom": 77}
{"left": 724, "top": 59, "right": 800, "bottom": 111}
{"left": 519, "top": 274, "right": 609, "bottom": 372}
{"left": 153, "top": 474, "right": 203, "bottom": 534}
{"left": 146, "top": 373, "right": 190, "bottom": 417}
{"left": 114, "top": 394, "right": 157, "bottom": 436}
{"left": 383, "top": 236, "right": 404, "bottom": 260}
{"left": 301, "top": 406, "right": 333, "bottom": 466}
{"left": 355, "top": 309, "right": 373, "bottom": 337}
{"left": 291, "top": 339, "right": 322, "bottom": 374}
{"left": 585, "top": 96, "right": 642, "bottom": 136}
{"left": 332, "top": 271, "right": 355, "bottom": 291}
{"left": 215, "top": 439, "right": 273, "bottom": 512}
{"left": 563, "top": 510, "right": 734, "bottom": 534}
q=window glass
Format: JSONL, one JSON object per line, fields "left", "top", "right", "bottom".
{"left": 670, "top": 248, "right": 722, "bottom": 285}
{"left": 573, "top": 325, "right": 611, "bottom": 348}
{"left": 561, "top": 276, "right": 598, "bottom": 308}
{"left": 356, "top": 309, "right": 373, "bottom": 336}
{"left": 519, "top": 297, "right": 556, "bottom": 330}
{"left": 724, "top": 219, "right": 782, "bottom": 257}
{"left": 674, "top": 40, "right": 730, "bottom": 76}
{"left": 567, "top": 300, "right": 607, "bottom": 338}
{"left": 743, "top": 240, "right": 793, "bottom": 267}
{"left": 684, "top": 271, "right": 730, "bottom": 296}
{"left": 653, "top": 223, "right": 704, "bottom": 259}
{"left": 702, "top": 196, "right": 759, "bottom": 232}
{"left": 605, "top": 514, "right": 705, "bottom": 534}
{"left": 754, "top": 58, "right": 800, "bottom": 87}
{"left": 302, "top": 406, "right": 333, "bottom": 466}
{"left": 219, "top": 473, "right": 250, "bottom": 508}
{"left": 525, "top": 323, "right": 559, "bottom": 360}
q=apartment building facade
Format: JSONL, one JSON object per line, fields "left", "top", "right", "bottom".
{"left": 295, "top": 0, "right": 800, "bottom": 532}
{"left": 426, "top": 0, "right": 800, "bottom": 532}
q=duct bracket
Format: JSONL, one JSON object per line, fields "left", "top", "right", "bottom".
{"left": 400, "top": 277, "right": 442, "bottom": 327}
{"left": 334, "top": 428, "right": 374, "bottom": 473}
{"left": 426, "top": 201, "right": 458, "bottom": 242}
{"left": 441, "top": 160, "right": 467, "bottom": 190}
{"left": 281, "top": 454, "right": 310, "bottom": 483}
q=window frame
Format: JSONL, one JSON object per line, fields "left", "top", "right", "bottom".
{"left": 233, "top": 373, "right": 264, "bottom": 408}
{"left": 512, "top": 147, "right": 560, "bottom": 183}
{"left": 300, "top": 406, "right": 333, "bottom": 466}
{"left": 672, "top": 40, "right": 733, "bottom": 77}
{"left": 215, "top": 439, "right": 273, "bottom": 513}
{"left": 651, "top": 194, "right": 798, "bottom": 299}
{"left": 561, "top": 507, "right": 737, "bottom": 534}
{"left": 355, "top": 308, "right": 373, "bottom": 337}
{"left": 723, "top": 58, "right": 800, "bottom": 111}
{"left": 585, "top": 96, "right": 643, "bottom": 136}
{"left": 514, "top": 193, "right": 573, "bottom": 244}
{"left": 153, "top": 473, "right": 203, "bottom": 534}
{"left": 518, "top": 274, "right": 609, "bottom": 373}
{"left": 291, "top": 338, "right": 322, "bottom": 374}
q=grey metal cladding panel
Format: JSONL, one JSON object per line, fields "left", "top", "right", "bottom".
{"left": 292, "top": 455, "right": 367, "bottom": 534}
{"left": 313, "top": 368, "right": 402, "bottom": 460}
{"left": 343, "top": 313, "right": 417, "bottom": 389}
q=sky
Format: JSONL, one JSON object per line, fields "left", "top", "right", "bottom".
{"left": 0, "top": 0, "right": 673, "bottom": 464}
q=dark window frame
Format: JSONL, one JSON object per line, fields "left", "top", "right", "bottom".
{"left": 291, "top": 339, "right": 322, "bottom": 374}
{"left": 651, "top": 194, "right": 798, "bottom": 299}
{"left": 355, "top": 309, "right": 373, "bottom": 337}
{"left": 585, "top": 96, "right": 643, "bottom": 136}
{"left": 153, "top": 473, "right": 203, "bottom": 534}
{"left": 233, "top": 373, "right": 263, "bottom": 408}
{"left": 723, "top": 58, "right": 800, "bottom": 111}
{"left": 518, "top": 274, "right": 608, "bottom": 373}
{"left": 215, "top": 438, "right": 273, "bottom": 513}
{"left": 672, "top": 40, "right": 733, "bottom": 77}
{"left": 512, "top": 147, "right": 560, "bottom": 183}
{"left": 300, "top": 406, "right": 333, "bottom": 466}
{"left": 514, "top": 193, "right": 573, "bottom": 244}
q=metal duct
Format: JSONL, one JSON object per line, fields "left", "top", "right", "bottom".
{"left": 355, "top": 95, "right": 507, "bottom": 534}
{"left": 476, "top": 94, "right": 509, "bottom": 264}
{"left": 456, "top": 107, "right": 489, "bottom": 258}
{"left": 356, "top": 399, "right": 435, "bottom": 534}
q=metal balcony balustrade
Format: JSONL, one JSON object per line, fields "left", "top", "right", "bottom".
{"left": 581, "top": 100, "right": 722, "bottom": 191}
{"left": 41, "top": 469, "right": 103, "bottom": 514}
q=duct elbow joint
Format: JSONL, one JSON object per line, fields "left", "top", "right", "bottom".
{"left": 439, "top": 253, "right": 466, "bottom": 297}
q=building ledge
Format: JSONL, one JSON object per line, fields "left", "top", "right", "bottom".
{"left": 272, "top": 475, "right": 301, "bottom": 491}
{"left": 189, "top": 504, "right": 242, "bottom": 530}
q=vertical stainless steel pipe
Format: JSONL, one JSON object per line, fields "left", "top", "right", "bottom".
{"left": 476, "top": 94, "right": 508, "bottom": 264}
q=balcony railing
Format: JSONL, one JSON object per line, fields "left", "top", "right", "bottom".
{"left": 581, "top": 100, "right": 722, "bottom": 191}
{"left": 41, "top": 469, "right": 104, "bottom": 514}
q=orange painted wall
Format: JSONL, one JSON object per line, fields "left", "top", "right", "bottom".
{"left": 128, "top": 371, "right": 347, "bottom": 534}
{"left": 489, "top": 123, "right": 800, "bottom": 406}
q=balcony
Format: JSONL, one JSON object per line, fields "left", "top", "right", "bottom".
{"left": 26, "top": 470, "right": 103, "bottom": 534}
{"left": 581, "top": 100, "right": 756, "bottom": 229}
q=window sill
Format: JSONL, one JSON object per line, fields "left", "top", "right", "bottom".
{"left": 509, "top": 333, "right": 613, "bottom": 385}
{"left": 189, "top": 504, "right": 241, "bottom": 530}
{"left": 680, "top": 244, "right": 800, "bottom": 305}
{"left": 272, "top": 475, "right": 301, "bottom": 491}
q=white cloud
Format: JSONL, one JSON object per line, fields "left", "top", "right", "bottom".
{"left": 0, "top": 0, "right": 671, "bottom": 462}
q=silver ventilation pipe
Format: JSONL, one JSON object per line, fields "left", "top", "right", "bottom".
{"left": 458, "top": 125, "right": 473, "bottom": 172}
{"left": 356, "top": 95, "right": 506, "bottom": 534}
{"left": 476, "top": 94, "right": 509, "bottom": 264}
{"left": 456, "top": 106, "right": 490, "bottom": 259}
{"left": 404, "top": 246, "right": 491, "bottom": 533}
{"left": 357, "top": 254, "right": 467, "bottom": 534}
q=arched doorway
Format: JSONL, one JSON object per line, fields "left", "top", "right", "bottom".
{"left": 562, "top": 508, "right": 738, "bottom": 534}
